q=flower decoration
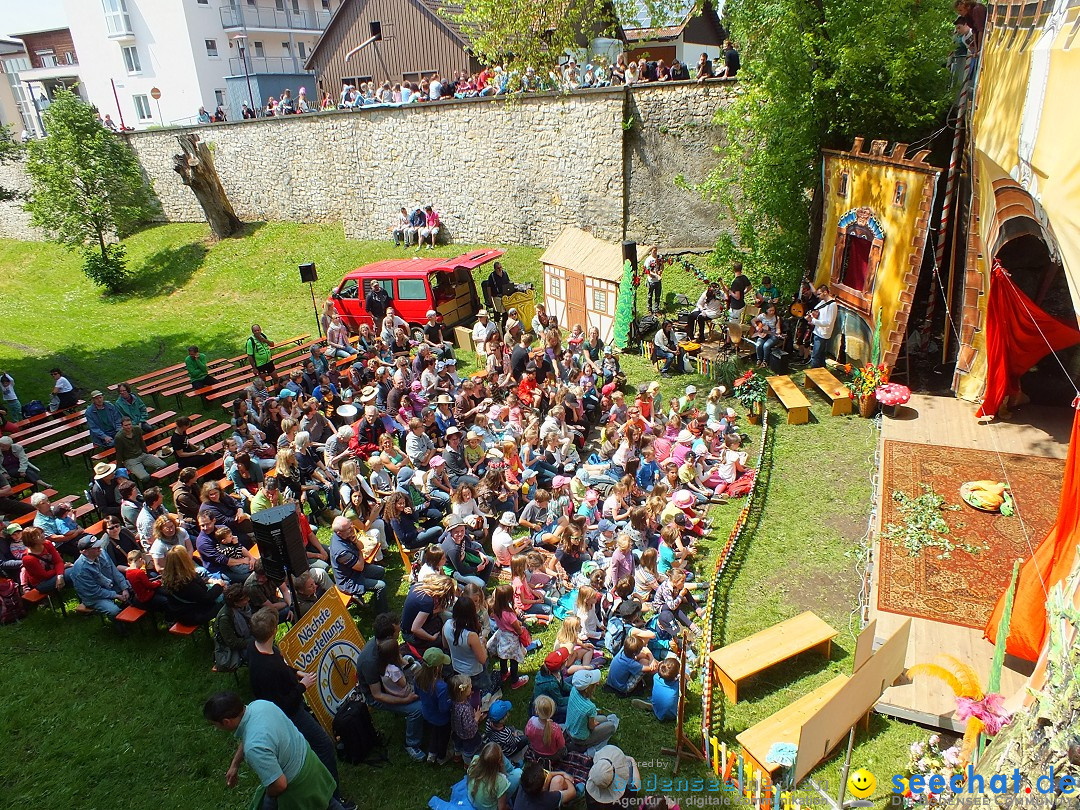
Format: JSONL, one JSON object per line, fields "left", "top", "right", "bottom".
{"left": 732, "top": 369, "right": 768, "bottom": 411}
{"left": 847, "top": 362, "right": 890, "bottom": 398}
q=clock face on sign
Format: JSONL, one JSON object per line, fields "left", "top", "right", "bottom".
{"left": 316, "top": 639, "right": 362, "bottom": 716}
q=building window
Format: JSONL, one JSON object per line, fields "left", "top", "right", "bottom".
{"left": 64, "top": 52, "right": 77, "bottom": 65}
{"left": 36, "top": 49, "right": 58, "bottom": 68}
{"left": 122, "top": 45, "right": 141, "bottom": 74}
{"left": 197, "top": 0, "right": 208, "bottom": 4}
{"left": 592, "top": 289, "right": 608, "bottom": 312}
{"left": 549, "top": 276, "right": 562, "bottom": 299}
{"left": 253, "top": 41, "right": 264, "bottom": 57}
{"left": 838, "top": 170, "right": 850, "bottom": 197}
{"left": 893, "top": 182, "right": 907, "bottom": 208}
{"left": 297, "top": 41, "right": 306, "bottom": 58}
{"left": 215, "top": 89, "right": 226, "bottom": 107}
{"left": 205, "top": 39, "right": 219, "bottom": 58}
{"left": 102, "top": 0, "right": 133, "bottom": 36}
{"left": 275, "top": 0, "right": 284, "bottom": 9}
{"left": 133, "top": 94, "right": 152, "bottom": 120}
{"left": 282, "top": 41, "right": 291, "bottom": 53}
{"left": 322, "top": 0, "right": 330, "bottom": 8}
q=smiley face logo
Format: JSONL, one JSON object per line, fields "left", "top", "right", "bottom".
{"left": 848, "top": 769, "right": 877, "bottom": 799}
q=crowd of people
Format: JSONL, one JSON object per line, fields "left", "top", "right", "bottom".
{"left": 1, "top": 266, "right": 767, "bottom": 808}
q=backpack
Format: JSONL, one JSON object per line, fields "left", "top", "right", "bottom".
{"left": 333, "top": 693, "right": 387, "bottom": 765}
{"left": 603, "top": 616, "right": 627, "bottom": 655}
{"left": 0, "top": 578, "right": 26, "bottom": 624}
{"left": 22, "top": 400, "right": 46, "bottom": 418}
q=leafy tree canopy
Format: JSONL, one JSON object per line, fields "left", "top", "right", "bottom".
{"left": 24, "top": 89, "right": 152, "bottom": 291}
{"left": 692, "top": 0, "right": 955, "bottom": 288}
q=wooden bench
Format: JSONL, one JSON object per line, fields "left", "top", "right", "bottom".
{"left": 223, "top": 333, "right": 311, "bottom": 365}
{"left": 736, "top": 674, "right": 851, "bottom": 778}
{"left": 151, "top": 441, "right": 226, "bottom": 482}
{"left": 189, "top": 344, "right": 314, "bottom": 402}
{"left": 8, "top": 409, "right": 86, "bottom": 443}
{"left": 12, "top": 494, "right": 77, "bottom": 526}
{"left": 147, "top": 359, "right": 235, "bottom": 407}
{"left": 766, "top": 375, "right": 812, "bottom": 425}
{"left": 803, "top": 367, "right": 852, "bottom": 417}
{"left": 708, "top": 611, "right": 837, "bottom": 703}
{"left": 89, "top": 412, "right": 198, "bottom": 462}
{"left": 4, "top": 402, "right": 86, "bottom": 437}
{"left": 61, "top": 408, "right": 173, "bottom": 466}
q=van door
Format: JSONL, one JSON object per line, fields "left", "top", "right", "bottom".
{"left": 333, "top": 277, "right": 363, "bottom": 329}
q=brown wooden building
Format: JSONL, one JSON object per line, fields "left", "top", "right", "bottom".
{"left": 304, "top": 0, "right": 480, "bottom": 94}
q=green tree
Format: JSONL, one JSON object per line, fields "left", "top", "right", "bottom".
{"left": 24, "top": 89, "right": 152, "bottom": 293}
{"left": 0, "top": 124, "right": 24, "bottom": 203}
{"left": 691, "top": 0, "right": 954, "bottom": 288}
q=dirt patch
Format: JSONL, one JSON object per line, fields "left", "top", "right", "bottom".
{"left": 0, "top": 340, "right": 44, "bottom": 355}
{"left": 766, "top": 565, "right": 858, "bottom": 624}
{"left": 822, "top": 512, "right": 867, "bottom": 541}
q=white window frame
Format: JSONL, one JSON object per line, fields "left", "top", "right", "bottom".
{"left": 214, "top": 89, "right": 226, "bottom": 107}
{"left": 121, "top": 45, "right": 141, "bottom": 74}
{"left": 592, "top": 289, "right": 608, "bottom": 313}
{"left": 102, "top": 0, "right": 133, "bottom": 36}
{"left": 133, "top": 94, "right": 152, "bottom": 120}
{"left": 205, "top": 39, "right": 219, "bottom": 58}
{"left": 253, "top": 41, "right": 265, "bottom": 57}
{"left": 549, "top": 276, "right": 562, "bottom": 299}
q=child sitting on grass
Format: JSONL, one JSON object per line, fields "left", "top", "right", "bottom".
{"left": 632, "top": 657, "right": 681, "bottom": 721}
{"left": 533, "top": 648, "right": 571, "bottom": 724}
{"left": 565, "top": 669, "right": 619, "bottom": 756}
{"left": 526, "top": 694, "right": 567, "bottom": 761}
{"left": 450, "top": 674, "right": 483, "bottom": 759}
{"left": 575, "top": 585, "right": 604, "bottom": 644}
{"left": 378, "top": 637, "right": 417, "bottom": 699}
{"left": 605, "top": 634, "right": 659, "bottom": 696}
{"left": 484, "top": 699, "right": 528, "bottom": 765}
{"left": 511, "top": 554, "right": 553, "bottom": 620}
{"left": 554, "top": 616, "right": 600, "bottom": 674}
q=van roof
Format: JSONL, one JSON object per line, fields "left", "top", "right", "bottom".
{"left": 342, "top": 249, "right": 505, "bottom": 279}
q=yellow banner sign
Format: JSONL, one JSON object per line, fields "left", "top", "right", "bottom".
{"left": 278, "top": 588, "right": 365, "bottom": 732}
{"left": 502, "top": 289, "right": 537, "bottom": 334}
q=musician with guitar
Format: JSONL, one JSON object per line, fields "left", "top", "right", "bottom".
{"left": 750, "top": 303, "right": 784, "bottom": 368}
{"left": 786, "top": 279, "right": 818, "bottom": 366}
{"left": 714, "top": 262, "right": 751, "bottom": 325}
{"left": 807, "top": 285, "right": 838, "bottom": 369}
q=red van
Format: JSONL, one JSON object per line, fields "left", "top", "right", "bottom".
{"left": 329, "top": 249, "right": 505, "bottom": 339}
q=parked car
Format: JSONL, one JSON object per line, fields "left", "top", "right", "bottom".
{"left": 329, "top": 249, "right": 505, "bottom": 339}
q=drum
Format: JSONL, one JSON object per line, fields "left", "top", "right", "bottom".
{"left": 336, "top": 404, "right": 358, "bottom": 424}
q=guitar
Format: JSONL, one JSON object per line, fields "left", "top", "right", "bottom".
{"left": 788, "top": 277, "right": 812, "bottom": 318}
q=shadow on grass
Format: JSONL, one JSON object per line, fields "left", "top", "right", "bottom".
{"left": 125, "top": 242, "right": 208, "bottom": 297}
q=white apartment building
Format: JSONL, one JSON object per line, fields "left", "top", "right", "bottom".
{"left": 63, "top": 0, "right": 339, "bottom": 129}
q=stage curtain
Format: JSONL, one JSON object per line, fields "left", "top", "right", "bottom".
{"left": 976, "top": 260, "right": 1080, "bottom": 418}
{"left": 984, "top": 402, "right": 1080, "bottom": 660}
{"left": 842, "top": 235, "right": 872, "bottom": 291}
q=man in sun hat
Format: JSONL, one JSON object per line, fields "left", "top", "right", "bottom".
{"left": 472, "top": 309, "right": 498, "bottom": 358}
{"left": 442, "top": 426, "right": 479, "bottom": 488}
{"left": 585, "top": 745, "right": 641, "bottom": 807}
{"left": 89, "top": 462, "right": 123, "bottom": 518}
{"left": 84, "top": 390, "right": 123, "bottom": 448}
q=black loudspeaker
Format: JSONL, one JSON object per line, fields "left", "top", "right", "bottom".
{"left": 299, "top": 262, "right": 317, "bottom": 284}
{"left": 251, "top": 504, "right": 309, "bottom": 581}
{"left": 621, "top": 240, "right": 638, "bottom": 277}
{"left": 768, "top": 349, "right": 790, "bottom": 375}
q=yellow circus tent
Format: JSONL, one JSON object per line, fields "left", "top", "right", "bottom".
{"left": 954, "top": 0, "right": 1080, "bottom": 401}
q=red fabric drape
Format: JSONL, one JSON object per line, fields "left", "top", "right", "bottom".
{"left": 985, "top": 403, "right": 1080, "bottom": 660}
{"left": 842, "top": 235, "right": 872, "bottom": 291}
{"left": 976, "top": 260, "right": 1080, "bottom": 418}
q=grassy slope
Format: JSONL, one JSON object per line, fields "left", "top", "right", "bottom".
{"left": 0, "top": 224, "right": 912, "bottom": 809}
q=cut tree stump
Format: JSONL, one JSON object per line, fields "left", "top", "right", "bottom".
{"left": 173, "top": 133, "right": 242, "bottom": 239}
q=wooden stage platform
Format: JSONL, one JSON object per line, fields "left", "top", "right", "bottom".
{"left": 868, "top": 394, "right": 1071, "bottom": 731}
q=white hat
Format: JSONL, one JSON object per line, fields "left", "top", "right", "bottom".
{"left": 499, "top": 511, "right": 517, "bottom": 527}
{"left": 586, "top": 746, "right": 640, "bottom": 805}
{"left": 676, "top": 429, "right": 695, "bottom": 443}
{"left": 685, "top": 385, "right": 697, "bottom": 395}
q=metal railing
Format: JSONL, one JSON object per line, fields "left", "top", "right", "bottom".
{"left": 220, "top": 4, "right": 331, "bottom": 31}
{"left": 228, "top": 55, "right": 314, "bottom": 75}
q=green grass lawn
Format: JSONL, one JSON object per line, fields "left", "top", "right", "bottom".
{"left": 0, "top": 223, "right": 916, "bottom": 809}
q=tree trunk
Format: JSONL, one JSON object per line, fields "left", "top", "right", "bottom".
{"left": 173, "top": 133, "right": 242, "bottom": 239}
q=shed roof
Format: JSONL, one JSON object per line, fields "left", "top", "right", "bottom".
{"left": 541, "top": 227, "right": 648, "bottom": 283}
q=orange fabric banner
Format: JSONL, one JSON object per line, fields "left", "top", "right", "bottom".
{"left": 985, "top": 403, "right": 1080, "bottom": 660}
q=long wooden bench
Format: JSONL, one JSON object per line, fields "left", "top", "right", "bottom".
{"left": 17, "top": 414, "right": 90, "bottom": 448}
{"left": 143, "top": 358, "right": 234, "bottom": 407}
{"left": 61, "top": 408, "right": 173, "bottom": 465}
{"left": 766, "top": 375, "right": 812, "bottom": 425}
{"left": 188, "top": 341, "right": 316, "bottom": 402}
{"left": 108, "top": 361, "right": 191, "bottom": 391}
{"left": 89, "top": 413, "right": 204, "bottom": 462}
{"left": 708, "top": 611, "right": 837, "bottom": 703}
{"left": 151, "top": 435, "right": 228, "bottom": 482}
{"left": 8, "top": 409, "right": 87, "bottom": 443}
{"left": 736, "top": 674, "right": 851, "bottom": 778}
{"left": 802, "top": 367, "right": 852, "bottom": 417}
{"left": 223, "top": 333, "right": 311, "bottom": 365}
{"left": 3, "top": 401, "right": 86, "bottom": 438}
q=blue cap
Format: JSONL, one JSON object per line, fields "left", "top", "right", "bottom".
{"left": 597, "top": 519, "right": 616, "bottom": 533}
{"left": 488, "top": 700, "right": 512, "bottom": 722}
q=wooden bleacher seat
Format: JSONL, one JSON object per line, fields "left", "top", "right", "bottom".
{"left": 89, "top": 412, "right": 199, "bottom": 462}
{"left": 151, "top": 359, "right": 234, "bottom": 407}
{"left": 21, "top": 587, "right": 67, "bottom": 616}
{"left": 61, "top": 408, "right": 175, "bottom": 466}
{"left": 151, "top": 444, "right": 225, "bottom": 482}
{"left": 224, "top": 333, "right": 310, "bottom": 365}
{"left": 198, "top": 345, "right": 316, "bottom": 403}
{"left": 766, "top": 375, "right": 812, "bottom": 425}
{"left": 8, "top": 409, "right": 86, "bottom": 443}
{"left": 708, "top": 611, "right": 837, "bottom": 703}
{"left": 802, "top": 367, "right": 853, "bottom": 416}
{"left": 4, "top": 402, "right": 86, "bottom": 437}
{"left": 736, "top": 674, "right": 851, "bottom": 778}
{"left": 115, "top": 605, "right": 148, "bottom": 625}
{"left": 12, "top": 494, "right": 77, "bottom": 526}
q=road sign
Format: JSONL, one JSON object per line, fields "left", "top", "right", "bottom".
{"left": 150, "top": 87, "right": 161, "bottom": 100}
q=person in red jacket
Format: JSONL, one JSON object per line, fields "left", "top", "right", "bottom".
{"left": 125, "top": 549, "right": 168, "bottom": 611}
{"left": 20, "top": 527, "right": 68, "bottom": 594}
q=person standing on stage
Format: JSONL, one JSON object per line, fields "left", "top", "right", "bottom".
{"left": 808, "top": 286, "right": 838, "bottom": 369}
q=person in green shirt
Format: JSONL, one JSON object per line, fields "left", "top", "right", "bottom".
{"left": 115, "top": 383, "right": 151, "bottom": 432}
{"left": 755, "top": 276, "right": 782, "bottom": 308}
{"left": 185, "top": 345, "right": 218, "bottom": 390}
{"left": 246, "top": 324, "right": 279, "bottom": 385}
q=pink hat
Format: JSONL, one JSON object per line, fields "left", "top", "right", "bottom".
{"left": 411, "top": 380, "right": 423, "bottom": 391}
{"left": 672, "top": 490, "right": 696, "bottom": 509}
{"left": 552, "top": 475, "right": 570, "bottom": 488}
{"left": 488, "top": 404, "right": 503, "bottom": 420}
{"left": 429, "top": 455, "right": 445, "bottom": 467}
{"left": 585, "top": 489, "right": 599, "bottom": 504}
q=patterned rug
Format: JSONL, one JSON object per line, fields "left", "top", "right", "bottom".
{"left": 876, "top": 440, "right": 1064, "bottom": 629}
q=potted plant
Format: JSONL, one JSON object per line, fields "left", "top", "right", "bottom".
{"left": 846, "top": 362, "right": 889, "bottom": 418}
{"left": 732, "top": 369, "right": 768, "bottom": 423}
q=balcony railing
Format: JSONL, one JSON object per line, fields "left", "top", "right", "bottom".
{"left": 229, "top": 55, "right": 314, "bottom": 75}
{"left": 221, "top": 4, "right": 331, "bottom": 31}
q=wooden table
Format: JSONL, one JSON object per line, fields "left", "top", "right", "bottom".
{"left": 708, "top": 610, "right": 837, "bottom": 703}
{"left": 766, "top": 375, "right": 812, "bottom": 425}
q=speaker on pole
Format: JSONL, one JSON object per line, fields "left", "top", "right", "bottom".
{"left": 251, "top": 504, "right": 310, "bottom": 581}
{"left": 299, "top": 262, "right": 318, "bottom": 284}
{"left": 621, "top": 240, "right": 638, "bottom": 276}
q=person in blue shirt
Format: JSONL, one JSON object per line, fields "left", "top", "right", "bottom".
{"left": 329, "top": 516, "right": 388, "bottom": 612}
{"left": 84, "top": 390, "right": 123, "bottom": 448}
{"left": 70, "top": 535, "right": 132, "bottom": 617}
{"left": 605, "top": 635, "right": 657, "bottom": 695}
{"left": 635, "top": 444, "right": 660, "bottom": 493}
{"left": 415, "top": 647, "right": 454, "bottom": 763}
{"left": 631, "top": 657, "right": 680, "bottom": 721}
